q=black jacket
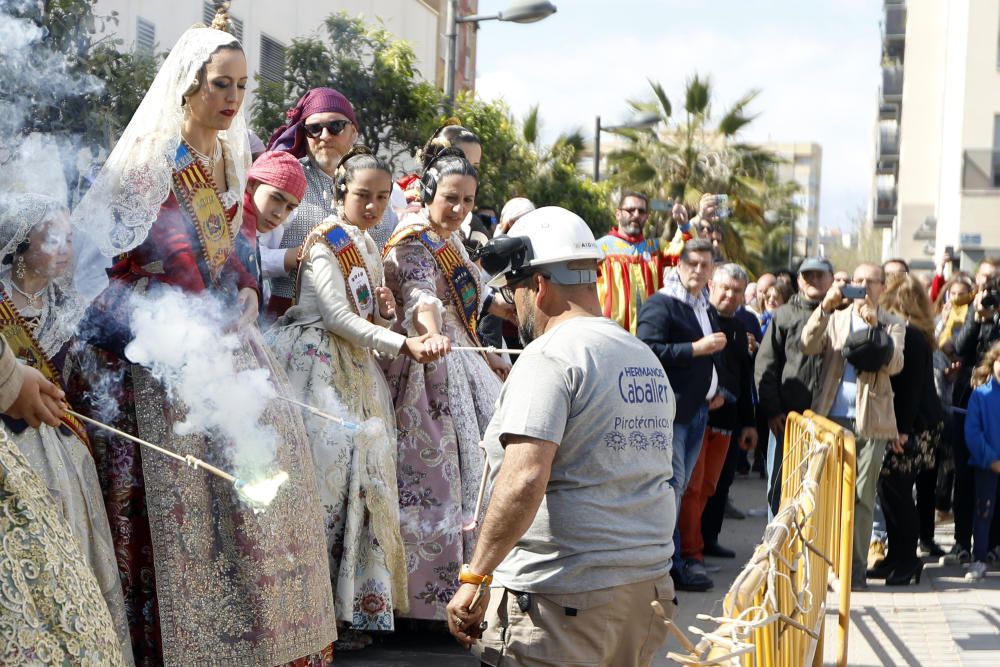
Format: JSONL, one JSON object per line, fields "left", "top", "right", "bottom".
{"left": 708, "top": 309, "right": 755, "bottom": 432}
{"left": 637, "top": 291, "right": 720, "bottom": 425}
{"left": 953, "top": 304, "right": 1000, "bottom": 406}
{"left": 892, "top": 326, "right": 946, "bottom": 435}
{"left": 754, "top": 294, "right": 825, "bottom": 420}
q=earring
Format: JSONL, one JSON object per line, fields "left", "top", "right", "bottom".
{"left": 15, "top": 255, "right": 25, "bottom": 279}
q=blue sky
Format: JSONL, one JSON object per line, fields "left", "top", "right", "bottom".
{"left": 474, "top": 0, "right": 883, "bottom": 230}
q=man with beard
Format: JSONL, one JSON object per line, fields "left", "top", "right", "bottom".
{"left": 447, "top": 207, "right": 677, "bottom": 666}
{"left": 263, "top": 87, "right": 361, "bottom": 317}
{"left": 755, "top": 257, "right": 833, "bottom": 518}
{"left": 597, "top": 192, "right": 725, "bottom": 334}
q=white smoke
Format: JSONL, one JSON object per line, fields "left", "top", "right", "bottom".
{"left": 124, "top": 287, "right": 280, "bottom": 482}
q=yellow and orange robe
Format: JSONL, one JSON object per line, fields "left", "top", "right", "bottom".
{"left": 597, "top": 225, "right": 694, "bottom": 333}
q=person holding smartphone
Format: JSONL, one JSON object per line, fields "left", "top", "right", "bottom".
{"left": 801, "top": 262, "right": 906, "bottom": 590}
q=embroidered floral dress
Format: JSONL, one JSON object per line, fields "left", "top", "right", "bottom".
{"left": 0, "top": 276, "right": 133, "bottom": 666}
{"left": 382, "top": 214, "right": 501, "bottom": 620}
{"left": 267, "top": 218, "right": 408, "bottom": 632}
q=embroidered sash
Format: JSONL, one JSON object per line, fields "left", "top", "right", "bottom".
{"left": 172, "top": 143, "right": 233, "bottom": 284}
{"left": 0, "top": 287, "right": 90, "bottom": 449}
{"left": 386, "top": 224, "right": 481, "bottom": 344}
{"left": 297, "top": 222, "right": 375, "bottom": 321}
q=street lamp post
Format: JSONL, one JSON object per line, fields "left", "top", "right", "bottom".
{"left": 593, "top": 112, "right": 660, "bottom": 181}
{"left": 444, "top": 1, "right": 557, "bottom": 107}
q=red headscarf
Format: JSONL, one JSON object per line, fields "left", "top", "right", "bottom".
{"left": 247, "top": 151, "right": 307, "bottom": 201}
{"left": 266, "top": 87, "right": 358, "bottom": 158}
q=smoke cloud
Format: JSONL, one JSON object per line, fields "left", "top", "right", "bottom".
{"left": 124, "top": 287, "right": 280, "bottom": 482}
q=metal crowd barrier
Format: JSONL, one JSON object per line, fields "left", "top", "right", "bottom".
{"left": 659, "top": 411, "right": 857, "bottom": 666}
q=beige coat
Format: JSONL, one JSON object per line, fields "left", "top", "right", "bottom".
{"left": 801, "top": 305, "right": 905, "bottom": 440}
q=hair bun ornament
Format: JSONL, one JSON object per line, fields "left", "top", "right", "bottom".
{"left": 210, "top": 2, "right": 232, "bottom": 33}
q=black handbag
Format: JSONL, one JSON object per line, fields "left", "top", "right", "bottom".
{"left": 842, "top": 324, "right": 894, "bottom": 373}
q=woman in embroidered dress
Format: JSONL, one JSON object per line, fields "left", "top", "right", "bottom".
{"left": 0, "top": 193, "right": 133, "bottom": 664}
{"left": 382, "top": 148, "right": 508, "bottom": 620}
{"left": 67, "top": 17, "right": 336, "bottom": 666}
{"left": 267, "top": 147, "right": 448, "bottom": 647}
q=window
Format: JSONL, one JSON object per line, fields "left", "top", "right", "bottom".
{"left": 136, "top": 17, "right": 155, "bottom": 56}
{"left": 201, "top": 2, "right": 243, "bottom": 41}
{"left": 259, "top": 34, "right": 286, "bottom": 85}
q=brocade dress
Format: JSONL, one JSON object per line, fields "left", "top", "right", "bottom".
{"left": 382, "top": 213, "right": 501, "bottom": 620}
{"left": 67, "top": 140, "right": 337, "bottom": 666}
{"left": 267, "top": 218, "right": 408, "bottom": 632}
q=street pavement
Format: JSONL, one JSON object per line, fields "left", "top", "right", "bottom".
{"left": 335, "top": 474, "right": 1000, "bottom": 666}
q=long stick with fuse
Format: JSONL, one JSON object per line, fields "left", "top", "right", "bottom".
{"left": 66, "top": 409, "right": 288, "bottom": 507}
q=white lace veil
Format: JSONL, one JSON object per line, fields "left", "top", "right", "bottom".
{"left": 72, "top": 26, "right": 250, "bottom": 259}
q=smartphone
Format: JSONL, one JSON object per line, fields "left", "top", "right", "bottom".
{"left": 841, "top": 284, "right": 867, "bottom": 300}
{"left": 715, "top": 194, "right": 730, "bottom": 220}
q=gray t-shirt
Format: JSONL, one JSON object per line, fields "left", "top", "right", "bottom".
{"left": 483, "top": 316, "right": 676, "bottom": 594}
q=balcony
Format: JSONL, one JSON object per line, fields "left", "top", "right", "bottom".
{"left": 873, "top": 174, "right": 897, "bottom": 228}
{"left": 962, "top": 149, "right": 1000, "bottom": 189}
{"left": 882, "top": 64, "right": 903, "bottom": 102}
{"left": 877, "top": 119, "right": 900, "bottom": 163}
{"left": 883, "top": 2, "right": 906, "bottom": 42}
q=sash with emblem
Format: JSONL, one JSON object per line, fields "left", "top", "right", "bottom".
{"left": 297, "top": 221, "right": 375, "bottom": 321}
{"left": 0, "top": 286, "right": 90, "bottom": 450}
{"left": 172, "top": 142, "right": 234, "bottom": 285}
{"left": 385, "top": 224, "right": 481, "bottom": 345}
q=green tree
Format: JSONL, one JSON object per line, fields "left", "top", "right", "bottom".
{"left": 607, "top": 76, "right": 789, "bottom": 274}
{"left": 250, "top": 11, "right": 441, "bottom": 167}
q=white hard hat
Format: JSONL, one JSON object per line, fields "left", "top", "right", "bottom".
{"left": 482, "top": 206, "right": 604, "bottom": 288}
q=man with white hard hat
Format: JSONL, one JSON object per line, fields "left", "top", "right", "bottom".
{"left": 447, "top": 207, "right": 678, "bottom": 666}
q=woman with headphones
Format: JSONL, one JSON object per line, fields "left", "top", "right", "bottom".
{"left": 382, "top": 147, "right": 508, "bottom": 622}
{"left": 267, "top": 147, "right": 448, "bottom": 648}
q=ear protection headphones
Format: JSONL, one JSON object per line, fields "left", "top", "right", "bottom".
{"left": 420, "top": 147, "right": 473, "bottom": 205}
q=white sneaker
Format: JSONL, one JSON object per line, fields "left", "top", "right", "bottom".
{"left": 965, "top": 561, "right": 987, "bottom": 581}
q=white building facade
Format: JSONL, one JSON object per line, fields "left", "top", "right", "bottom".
{"left": 873, "top": 0, "right": 1000, "bottom": 271}
{"left": 92, "top": 0, "right": 445, "bottom": 111}
{"left": 765, "top": 141, "right": 822, "bottom": 258}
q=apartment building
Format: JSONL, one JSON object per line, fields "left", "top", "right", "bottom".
{"left": 765, "top": 142, "right": 822, "bottom": 258}
{"left": 872, "top": 0, "right": 1000, "bottom": 271}
{"left": 91, "top": 1, "right": 477, "bottom": 108}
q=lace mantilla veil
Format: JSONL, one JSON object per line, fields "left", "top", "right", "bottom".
{"left": 0, "top": 193, "right": 87, "bottom": 355}
{"left": 72, "top": 25, "right": 250, "bottom": 295}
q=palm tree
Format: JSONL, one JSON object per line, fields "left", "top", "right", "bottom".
{"left": 606, "top": 76, "right": 790, "bottom": 274}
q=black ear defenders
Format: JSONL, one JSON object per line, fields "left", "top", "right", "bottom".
{"left": 419, "top": 146, "right": 471, "bottom": 205}
{"left": 475, "top": 235, "right": 534, "bottom": 279}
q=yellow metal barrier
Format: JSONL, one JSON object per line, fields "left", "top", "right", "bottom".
{"left": 661, "top": 411, "right": 857, "bottom": 666}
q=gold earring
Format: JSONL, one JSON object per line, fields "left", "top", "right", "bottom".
{"left": 15, "top": 255, "right": 25, "bottom": 279}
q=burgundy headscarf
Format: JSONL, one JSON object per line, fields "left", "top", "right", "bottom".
{"left": 266, "top": 87, "right": 358, "bottom": 158}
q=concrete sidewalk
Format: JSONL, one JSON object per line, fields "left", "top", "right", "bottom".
{"left": 335, "top": 475, "right": 1000, "bottom": 666}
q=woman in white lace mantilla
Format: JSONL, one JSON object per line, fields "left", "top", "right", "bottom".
{"left": 0, "top": 193, "right": 132, "bottom": 664}
{"left": 267, "top": 148, "right": 448, "bottom": 644}
{"left": 67, "top": 19, "right": 336, "bottom": 666}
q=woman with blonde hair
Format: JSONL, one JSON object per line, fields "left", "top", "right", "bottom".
{"left": 870, "top": 274, "right": 946, "bottom": 584}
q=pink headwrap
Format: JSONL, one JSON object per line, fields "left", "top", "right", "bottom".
{"left": 248, "top": 151, "right": 307, "bottom": 201}
{"left": 266, "top": 87, "right": 358, "bottom": 158}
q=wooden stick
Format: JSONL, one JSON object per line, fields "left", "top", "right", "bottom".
{"left": 66, "top": 409, "right": 238, "bottom": 484}
{"left": 451, "top": 346, "right": 524, "bottom": 355}
{"left": 462, "top": 444, "right": 490, "bottom": 532}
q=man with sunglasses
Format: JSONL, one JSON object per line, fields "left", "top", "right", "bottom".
{"left": 263, "top": 87, "right": 361, "bottom": 317}
{"left": 447, "top": 207, "right": 678, "bottom": 665}
{"left": 596, "top": 192, "right": 722, "bottom": 334}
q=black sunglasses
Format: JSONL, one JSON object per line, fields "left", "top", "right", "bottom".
{"left": 303, "top": 119, "right": 352, "bottom": 138}
{"left": 499, "top": 272, "right": 548, "bottom": 304}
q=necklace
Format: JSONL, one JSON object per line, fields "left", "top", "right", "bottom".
{"left": 184, "top": 138, "right": 222, "bottom": 171}
{"left": 8, "top": 276, "right": 46, "bottom": 309}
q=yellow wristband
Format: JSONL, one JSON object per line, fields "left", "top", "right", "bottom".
{"left": 459, "top": 564, "right": 492, "bottom": 586}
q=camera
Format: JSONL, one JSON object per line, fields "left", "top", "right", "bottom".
{"left": 981, "top": 276, "right": 1000, "bottom": 310}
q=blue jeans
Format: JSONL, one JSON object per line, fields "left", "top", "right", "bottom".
{"left": 670, "top": 404, "right": 709, "bottom": 569}
{"left": 973, "top": 467, "right": 999, "bottom": 562}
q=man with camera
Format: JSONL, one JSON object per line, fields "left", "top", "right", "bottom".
{"left": 448, "top": 207, "right": 677, "bottom": 666}
{"left": 801, "top": 262, "right": 905, "bottom": 589}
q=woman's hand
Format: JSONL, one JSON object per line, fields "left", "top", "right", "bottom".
{"left": 889, "top": 433, "right": 909, "bottom": 455}
{"left": 486, "top": 352, "right": 511, "bottom": 381}
{"left": 376, "top": 286, "right": 396, "bottom": 320}
{"left": 237, "top": 288, "right": 259, "bottom": 328}
{"left": 402, "top": 333, "right": 451, "bottom": 363}
{"left": 488, "top": 299, "right": 517, "bottom": 324}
